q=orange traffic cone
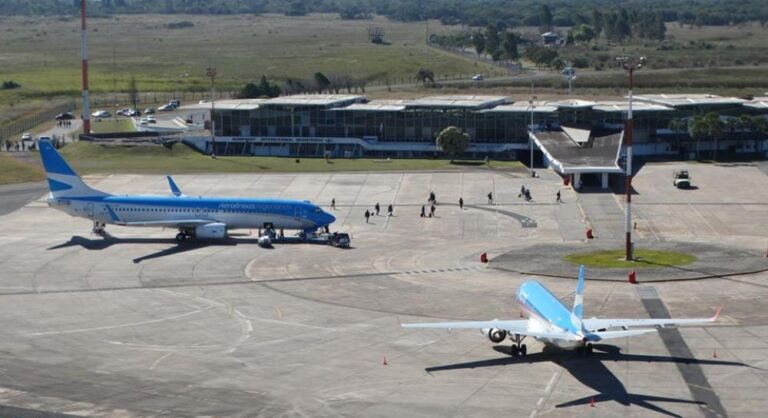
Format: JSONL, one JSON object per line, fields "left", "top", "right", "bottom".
{"left": 590, "top": 397, "right": 595, "bottom": 407}
{"left": 383, "top": 356, "right": 388, "bottom": 366}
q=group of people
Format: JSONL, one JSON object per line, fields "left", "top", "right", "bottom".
{"left": 333, "top": 184, "right": 562, "bottom": 224}
{"left": 56, "top": 120, "right": 73, "bottom": 128}
{"left": 364, "top": 202, "right": 394, "bottom": 223}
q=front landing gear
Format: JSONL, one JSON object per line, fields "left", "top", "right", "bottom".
{"left": 92, "top": 221, "right": 106, "bottom": 236}
{"left": 509, "top": 334, "right": 528, "bottom": 357}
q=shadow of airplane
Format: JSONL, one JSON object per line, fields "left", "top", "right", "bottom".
{"left": 47, "top": 233, "right": 246, "bottom": 264}
{"left": 424, "top": 344, "right": 754, "bottom": 417}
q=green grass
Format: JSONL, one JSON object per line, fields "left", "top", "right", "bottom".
{"left": 59, "top": 141, "right": 522, "bottom": 175}
{"left": 0, "top": 153, "right": 44, "bottom": 185}
{"left": 90, "top": 118, "right": 135, "bottom": 133}
{"left": 563, "top": 249, "right": 697, "bottom": 269}
{"left": 0, "top": 13, "right": 499, "bottom": 104}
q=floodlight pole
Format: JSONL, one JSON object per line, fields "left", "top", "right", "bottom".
{"left": 529, "top": 83, "right": 536, "bottom": 174}
{"left": 206, "top": 67, "right": 217, "bottom": 156}
{"left": 617, "top": 56, "right": 645, "bottom": 261}
{"left": 80, "top": 0, "right": 90, "bottom": 135}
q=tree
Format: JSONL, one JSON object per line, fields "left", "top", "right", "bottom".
{"left": 128, "top": 76, "right": 138, "bottom": 110}
{"left": 314, "top": 72, "right": 331, "bottom": 93}
{"left": 565, "top": 31, "right": 575, "bottom": 46}
{"left": 704, "top": 112, "right": 724, "bottom": 161}
{"left": 436, "top": 126, "right": 470, "bottom": 161}
{"left": 500, "top": 31, "right": 519, "bottom": 61}
{"left": 484, "top": 24, "right": 500, "bottom": 60}
{"left": 668, "top": 118, "right": 685, "bottom": 135}
{"left": 415, "top": 68, "right": 435, "bottom": 86}
{"left": 572, "top": 24, "right": 596, "bottom": 44}
{"left": 539, "top": 5, "right": 553, "bottom": 33}
{"left": 473, "top": 31, "right": 485, "bottom": 56}
{"left": 614, "top": 9, "right": 632, "bottom": 42}
{"left": 688, "top": 113, "right": 723, "bottom": 160}
{"left": 592, "top": 9, "right": 604, "bottom": 36}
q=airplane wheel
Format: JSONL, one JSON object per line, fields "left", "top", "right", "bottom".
{"left": 176, "top": 233, "right": 185, "bottom": 242}
{"left": 510, "top": 346, "right": 519, "bottom": 357}
{"left": 520, "top": 344, "right": 527, "bottom": 357}
{"left": 586, "top": 343, "right": 593, "bottom": 355}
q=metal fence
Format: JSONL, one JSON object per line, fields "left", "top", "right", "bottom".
{"left": 0, "top": 99, "right": 76, "bottom": 142}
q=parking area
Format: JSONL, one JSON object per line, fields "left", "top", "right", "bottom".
{"left": 0, "top": 163, "right": 766, "bottom": 417}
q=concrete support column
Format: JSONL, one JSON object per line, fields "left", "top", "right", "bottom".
{"left": 602, "top": 173, "right": 609, "bottom": 189}
{"left": 574, "top": 173, "right": 581, "bottom": 189}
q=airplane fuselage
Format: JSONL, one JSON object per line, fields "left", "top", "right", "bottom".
{"left": 48, "top": 194, "right": 332, "bottom": 231}
{"left": 517, "top": 281, "right": 584, "bottom": 349}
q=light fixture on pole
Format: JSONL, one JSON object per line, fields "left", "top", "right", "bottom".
{"left": 616, "top": 55, "right": 646, "bottom": 261}
{"left": 206, "top": 66, "right": 217, "bottom": 157}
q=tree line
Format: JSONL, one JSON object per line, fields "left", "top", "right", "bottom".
{"left": 237, "top": 72, "right": 369, "bottom": 99}
{"left": 1, "top": 0, "right": 766, "bottom": 28}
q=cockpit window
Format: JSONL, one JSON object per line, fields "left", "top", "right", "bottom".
{"left": 313, "top": 208, "right": 323, "bottom": 213}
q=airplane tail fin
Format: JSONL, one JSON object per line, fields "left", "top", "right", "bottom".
{"left": 571, "top": 265, "right": 586, "bottom": 331}
{"left": 167, "top": 176, "right": 183, "bottom": 196}
{"left": 38, "top": 140, "right": 109, "bottom": 199}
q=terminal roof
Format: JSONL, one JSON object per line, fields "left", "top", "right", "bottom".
{"left": 633, "top": 94, "right": 745, "bottom": 107}
{"left": 408, "top": 95, "right": 509, "bottom": 109}
{"left": 592, "top": 101, "right": 673, "bottom": 112}
{"left": 180, "top": 99, "right": 267, "bottom": 111}
{"left": 532, "top": 128, "right": 624, "bottom": 174}
{"left": 264, "top": 94, "right": 366, "bottom": 107}
{"left": 340, "top": 100, "right": 409, "bottom": 112}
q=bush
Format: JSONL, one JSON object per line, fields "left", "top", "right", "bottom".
{"left": 572, "top": 57, "right": 590, "bottom": 68}
{"left": 1, "top": 80, "right": 20, "bottom": 89}
{"left": 165, "top": 21, "right": 194, "bottom": 29}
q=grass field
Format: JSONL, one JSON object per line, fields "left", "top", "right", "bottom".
{"left": 563, "top": 249, "right": 697, "bottom": 269}
{"left": 0, "top": 153, "right": 44, "bottom": 185}
{"left": 57, "top": 141, "right": 521, "bottom": 175}
{"left": 90, "top": 118, "right": 136, "bottom": 133}
{"left": 0, "top": 14, "right": 498, "bottom": 103}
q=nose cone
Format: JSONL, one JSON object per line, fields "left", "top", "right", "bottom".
{"left": 317, "top": 210, "right": 336, "bottom": 227}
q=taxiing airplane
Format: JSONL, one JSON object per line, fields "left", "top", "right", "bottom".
{"left": 402, "top": 266, "right": 720, "bottom": 357}
{"left": 39, "top": 140, "right": 336, "bottom": 241}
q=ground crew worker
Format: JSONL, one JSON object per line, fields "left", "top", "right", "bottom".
{"left": 459, "top": 197, "right": 464, "bottom": 210}
{"left": 364, "top": 209, "right": 370, "bottom": 223}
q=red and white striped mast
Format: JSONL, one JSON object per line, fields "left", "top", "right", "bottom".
{"left": 80, "top": 0, "right": 91, "bottom": 134}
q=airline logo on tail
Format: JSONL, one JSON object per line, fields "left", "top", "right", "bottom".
{"left": 38, "top": 140, "right": 108, "bottom": 199}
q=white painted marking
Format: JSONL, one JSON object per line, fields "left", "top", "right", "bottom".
{"left": 27, "top": 307, "right": 211, "bottom": 337}
{"left": 149, "top": 352, "right": 173, "bottom": 370}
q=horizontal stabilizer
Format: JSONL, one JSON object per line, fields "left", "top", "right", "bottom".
{"left": 583, "top": 307, "right": 722, "bottom": 331}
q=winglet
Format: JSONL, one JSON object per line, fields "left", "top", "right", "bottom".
{"left": 167, "top": 176, "right": 182, "bottom": 196}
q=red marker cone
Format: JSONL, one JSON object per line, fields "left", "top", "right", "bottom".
{"left": 590, "top": 397, "right": 595, "bottom": 407}
{"left": 383, "top": 356, "right": 388, "bottom": 366}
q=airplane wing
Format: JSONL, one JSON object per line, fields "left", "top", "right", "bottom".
{"left": 584, "top": 329, "right": 658, "bottom": 341}
{"left": 401, "top": 320, "right": 581, "bottom": 341}
{"left": 583, "top": 307, "right": 721, "bottom": 331}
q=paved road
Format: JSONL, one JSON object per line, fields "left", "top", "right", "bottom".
{"left": 0, "top": 182, "right": 47, "bottom": 217}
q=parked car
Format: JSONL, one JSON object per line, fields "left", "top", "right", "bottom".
{"left": 21, "top": 132, "right": 32, "bottom": 141}
{"left": 125, "top": 109, "right": 141, "bottom": 117}
{"left": 169, "top": 99, "right": 181, "bottom": 107}
{"left": 472, "top": 74, "right": 484, "bottom": 81}
{"left": 116, "top": 108, "right": 129, "bottom": 116}
{"left": 91, "top": 110, "right": 111, "bottom": 118}
{"left": 158, "top": 104, "right": 176, "bottom": 111}
{"left": 55, "top": 112, "right": 75, "bottom": 120}
{"left": 144, "top": 108, "right": 155, "bottom": 115}
{"left": 147, "top": 115, "right": 157, "bottom": 122}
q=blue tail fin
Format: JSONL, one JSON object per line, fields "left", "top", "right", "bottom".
{"left": 571, "top": 265, "right": 586, "bottom": 331}
{"left": 38, "top": 140, "right": 108, "bottom": 198}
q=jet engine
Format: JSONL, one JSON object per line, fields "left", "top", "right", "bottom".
{"left": 482, "top": 328, "right": 507, "bottom": 343}
{"left": 195, "top": 223, "right": 226, "bottom": 239}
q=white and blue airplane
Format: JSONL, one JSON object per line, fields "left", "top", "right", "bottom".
{"left": 402, "top": 266, "right": 721, "bottom": 357}
{"left": 38, "top": 139, "right": 336, "bottom": 242}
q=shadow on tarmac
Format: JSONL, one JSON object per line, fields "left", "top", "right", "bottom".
{"left": 424, "top": 343, "right": 754, "bottom": 417}
{"left": 47, "top": 233, "right": 248, "bottom": 264}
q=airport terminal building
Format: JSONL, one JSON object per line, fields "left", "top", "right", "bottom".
{"left": 181, "top": 93, "right": 768, "bottom": 187}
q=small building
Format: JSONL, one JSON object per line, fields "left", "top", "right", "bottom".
{"left": 541, "top": 32, "right": 559, "bottom": 46}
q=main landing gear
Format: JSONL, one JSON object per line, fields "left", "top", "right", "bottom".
{"left": 577, "top": 343, "right": 594, "bottom": 356}
{"left": 175, "top": 228, "right": 195, "bottom": 242}
{"left": 510, "top": 333, "right": 527, "bottom": 357}
{"left": 92, "top": 221, "right": 106, "bottom": 236}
